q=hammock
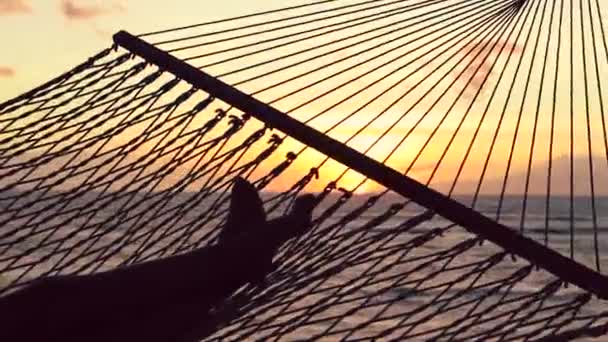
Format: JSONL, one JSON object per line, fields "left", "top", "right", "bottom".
{"left": 1, "top": 0, "right": 607, "bottom": 340}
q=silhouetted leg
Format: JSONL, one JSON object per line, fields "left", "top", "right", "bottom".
{"left": 0, "top": 178, "right": 315, "bottom": 341}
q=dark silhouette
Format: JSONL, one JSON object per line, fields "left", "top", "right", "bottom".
{"left": 0, "top": 178, "right": 316, "bottom": 342}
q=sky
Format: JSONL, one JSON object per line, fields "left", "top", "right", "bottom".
{"left": 0, "top": 0, "right": 290, "bottom": 100}
{"left": 1, "top": 0, "right": 607, "bottom": 195}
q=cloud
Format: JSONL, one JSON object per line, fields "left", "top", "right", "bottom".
{"left": 450, "top": 40, "right": 523, "bottom": 100}
{"left": 61, "top": 0, "right": 124, "bottom": 20}
{"left": 0, "top": 66, "right": 15, "bottom": 78}
{"left": 0, "top": 0, "right": 31, "bottom": 15}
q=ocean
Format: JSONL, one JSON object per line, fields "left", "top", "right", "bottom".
{"left": 0, "top": 190, "right": 606, "bottom": 340}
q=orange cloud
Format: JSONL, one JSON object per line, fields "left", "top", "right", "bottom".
{"left": 0, "top": 66, "right": 15, "bottom": 78}
{"left": 61, "top": 0, "right": 124, "bottom": 20}
{"left": 0, "top": 0, "right": 31, "bottom": 15}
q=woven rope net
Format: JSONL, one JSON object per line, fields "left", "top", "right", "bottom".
{"left": 1, "top": 0, "right": 608, "bottom": 340}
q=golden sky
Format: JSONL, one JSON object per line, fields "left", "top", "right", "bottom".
{"left": 1, "top": 0, "right": 607, "bottom": 194}
{"left": 0, "top": 0, "right": 290, "bottom": 100}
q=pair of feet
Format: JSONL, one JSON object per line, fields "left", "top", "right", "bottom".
{"left": 220, "top": 177, "right": 316, "bottom": 245}
{"left": 217, "top": 177, "right": 317, "bottom": 283}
